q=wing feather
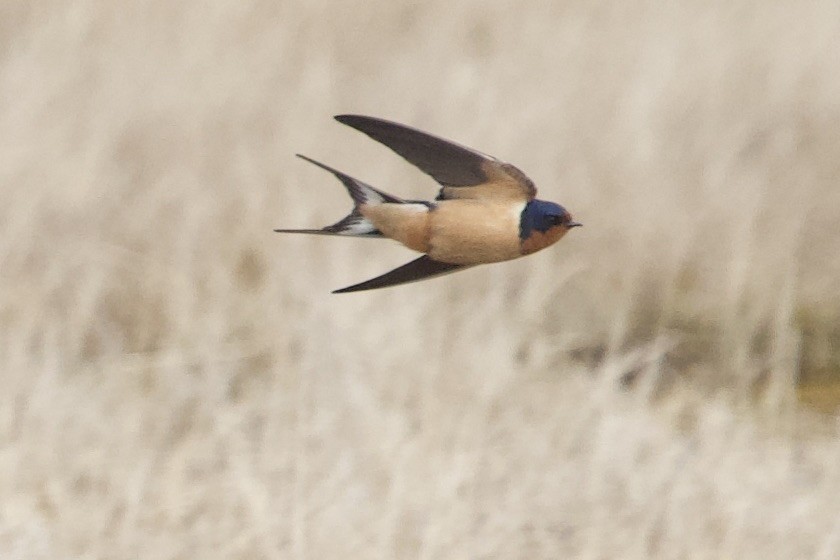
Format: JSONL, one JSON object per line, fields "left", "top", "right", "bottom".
{"left": 333, "top": 255, "right": 470, "bottom": 293}
{"left": 335, "top": 115, "right": 536, "bottom": 201}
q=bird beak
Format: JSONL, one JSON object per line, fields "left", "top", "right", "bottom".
{"left": 567, "top": 221, "right": 582, "bottom": 228}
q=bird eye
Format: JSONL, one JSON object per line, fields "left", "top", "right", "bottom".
{"left": 550, "top": 215, "right": 563, "bottom": 225}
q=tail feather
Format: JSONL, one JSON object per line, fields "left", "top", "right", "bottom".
{"left": 295, "top": 154, "right": 403, "bottom": 205}
{"left": 275, "top": 155, "right": 404, "bottom": 237}
{"left": 274, "top": 210, "right": 383, "bottom": 237}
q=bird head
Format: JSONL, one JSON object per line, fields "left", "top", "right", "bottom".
{"left": 519, "top": 199, "right": 581, "bottom": 255}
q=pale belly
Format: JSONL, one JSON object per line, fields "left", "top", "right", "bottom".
{"left": 427, "top": 200, "right": 525, "bottom": 264}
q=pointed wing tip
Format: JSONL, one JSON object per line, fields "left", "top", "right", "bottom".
{"left": 331, "top": 280, "right": 379, "bottom": 294}
{"left": 334, "top": 114, "right": 373, "bottom": 130}
{"left": 332, "top": 283, "right": 376, "bottom": 294}
{"left": 329, "top": 256, "right": 469, "bottom": 294}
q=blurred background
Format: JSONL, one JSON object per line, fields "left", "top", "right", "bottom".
{"left": 2, "top": 1, "right": 840, "bottom": 558}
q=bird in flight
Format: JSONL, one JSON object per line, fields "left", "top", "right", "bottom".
{"left": 275, "top": 115, "right": 581, "bottom": 293}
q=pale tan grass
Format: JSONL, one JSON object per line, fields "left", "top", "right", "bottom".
{"left": 1, "top": 1, "right": 840, "bottom": 558}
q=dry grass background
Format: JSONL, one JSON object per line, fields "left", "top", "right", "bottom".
{"left": 2, "top": 1, "right": 840, "bottom": 558}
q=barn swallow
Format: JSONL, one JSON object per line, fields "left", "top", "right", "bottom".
{"left": 275, "top": 115, "right": 581, "bottom": 293}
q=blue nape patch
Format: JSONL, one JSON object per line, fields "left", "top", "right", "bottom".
{"left": 519, "top": 200, "right": 566, "bottom": 239}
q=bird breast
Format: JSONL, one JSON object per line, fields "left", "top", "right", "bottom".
{"left": 427, "top": 200, "right": 526, "bottom": 265}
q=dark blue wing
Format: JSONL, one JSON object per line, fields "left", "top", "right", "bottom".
{"left": 335, "top": 115, "right": 536, "bottom": 201}
{"left": 333, "top": 255, "right": 470, "bottom": 293}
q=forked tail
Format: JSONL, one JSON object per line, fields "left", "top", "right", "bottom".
{"left": 274, "top": 155, "right": 404, "bottom": 237}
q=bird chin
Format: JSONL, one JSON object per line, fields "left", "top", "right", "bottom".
{"left": 521, "top": 227, "right": 568, "bottom": 255}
